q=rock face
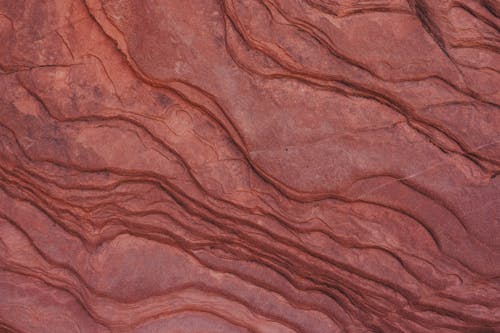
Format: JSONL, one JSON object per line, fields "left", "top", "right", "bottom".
{"left": 1, "top": 0, "right": 499, "bottom": 332}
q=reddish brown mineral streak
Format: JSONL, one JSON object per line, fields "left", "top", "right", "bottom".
{"left": 0, "top": 0, "right": 499, "bottom": 332}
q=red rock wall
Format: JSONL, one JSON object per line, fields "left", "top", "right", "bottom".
{"left": 1, "top": 0, "right": 499, "bottom": 332}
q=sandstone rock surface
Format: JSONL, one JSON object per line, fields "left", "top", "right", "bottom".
{"left": 1, "top": 0, "right": 500, "bottom": 332}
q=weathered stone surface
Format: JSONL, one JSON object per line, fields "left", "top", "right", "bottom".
{"left": 0, "top": 0, "right": 499, "bottom": 332}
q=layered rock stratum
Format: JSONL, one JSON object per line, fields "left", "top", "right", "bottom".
{"left": 1, "top": 0, "right": 500, "bottom": 332}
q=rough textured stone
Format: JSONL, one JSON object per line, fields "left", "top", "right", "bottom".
{"left": 0, "top": 0, "right": 499, "bottom": 332}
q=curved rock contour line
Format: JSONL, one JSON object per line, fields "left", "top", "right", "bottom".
{"left": 1, "top": 0, "right": 499, "bottom": 332}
